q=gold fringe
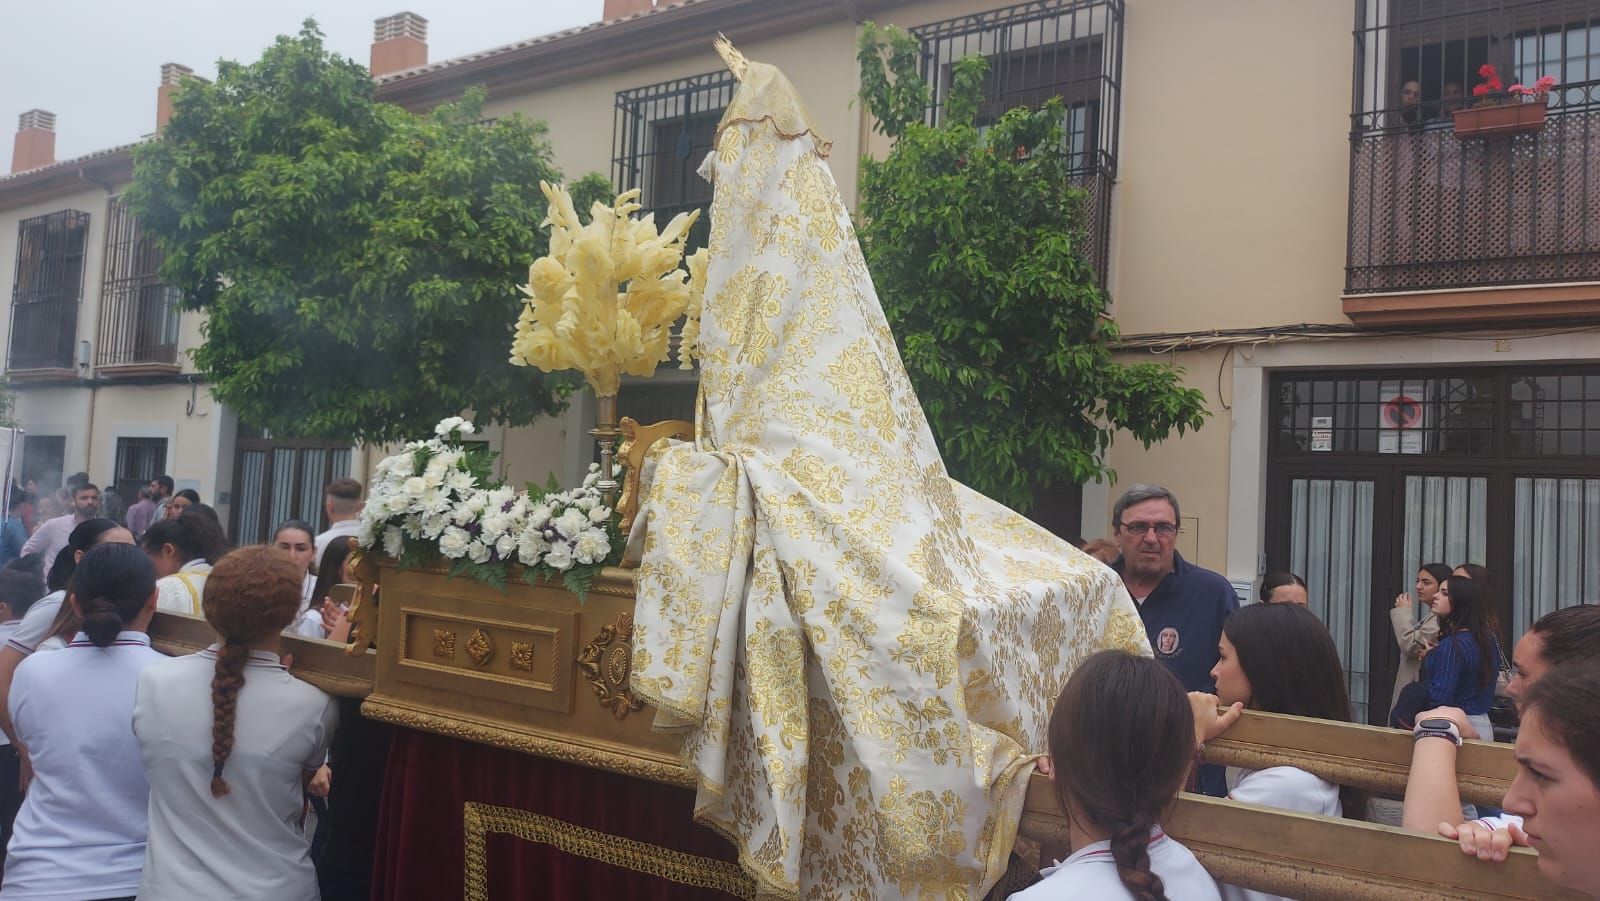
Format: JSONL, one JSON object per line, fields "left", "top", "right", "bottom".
{"left": 463, "top": 802, "right": 758, "bottom": 901}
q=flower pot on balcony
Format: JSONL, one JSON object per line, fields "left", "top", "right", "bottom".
{"left": 1453, "top": 102, "right": 1548, "bottom": 139}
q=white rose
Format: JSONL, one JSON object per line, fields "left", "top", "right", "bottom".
{"left": 435, "top": 416, "right": 465, "bottom": 436}
{"left": 458, "top": 421, "right": 476, "bottom": 435}
{"left": 438, "top": 526, "right": 471, "bottom": 559}
{"left": 403, "top": 476, "right": 427, "bottom": 497}
{"left": 543, "top": 543, "right": 574, "bottom": 571}
{"left": 573, "top": 529, "right": 610, "bottom": 565}
{"left": 383, "top": 526, "right": 405, "bottom": 558}
{"left": 588, "top": 506, "right": 611, "bottom": 523}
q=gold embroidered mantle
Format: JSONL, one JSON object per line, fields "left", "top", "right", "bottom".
{"left": 629, "top": 56, "right": 1147, "bottom": 901}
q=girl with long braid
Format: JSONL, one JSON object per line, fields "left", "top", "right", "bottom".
{"left": 1016, "top": 651, "right": 1224, "bottom": 901}
{"left": 133, "top": 546, "right": 338, "bottom": 900}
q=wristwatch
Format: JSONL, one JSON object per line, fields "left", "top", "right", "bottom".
{"left": 1414, "top": 717, "right": 1463, "bottom": 747}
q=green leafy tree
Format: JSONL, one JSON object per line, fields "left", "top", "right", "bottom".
{"left": 129, "top": 22, "right": 609, "bottom": 442}
{"left": 857, "top": 24, "right": 1209, "bottom": 512}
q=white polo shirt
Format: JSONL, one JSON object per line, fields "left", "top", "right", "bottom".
{"left": 1011, "top": 829, "right": 1221, "bottom": 900}
{"left": 1221, "top": 766, "right": 1342, "bottom": 901}
{"left": 134, "top": 645, "right": 338, "bottom": 901}
{"left": 3, "top": 631, "right": 165, "bottom": 900}
{"left": 3, "top": 591, "right": 64, "bottom": 656}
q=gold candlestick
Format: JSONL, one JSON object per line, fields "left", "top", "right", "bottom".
{"left": 590, "top": 393, "right": 622, "bottom": 505}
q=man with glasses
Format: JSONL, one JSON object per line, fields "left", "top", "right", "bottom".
{"left": 1109, "top": 484, "right": 1238, "bottom": 691}
{"left": 1110, "top": 484, "right": 1238, "bottom": 796}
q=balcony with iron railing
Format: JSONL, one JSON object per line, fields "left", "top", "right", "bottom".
{"left": 7, "top": 209, "right": 88, "bottom": 375}
{"left": 1344, "top": 0, "right": 1600, "bottom": 325}
{"left": 97, "top": 197, "right": 181, "bottom": 372}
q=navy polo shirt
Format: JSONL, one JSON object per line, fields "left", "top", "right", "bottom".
{"left": 1112, "top": 550, "right": 1240, "bottom": 693}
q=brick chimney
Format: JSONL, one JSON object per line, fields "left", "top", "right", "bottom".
{"left": 603, "top": 0, "right": 659, "bottom": 19}
{"left": 371, "top": 12, "right": 428, "bottom": 77}
{"left": 156, "top": 63, "right": 195, "bottom": 130}
{"left": 11, "top": 110, "right": 56, "bottom": 174}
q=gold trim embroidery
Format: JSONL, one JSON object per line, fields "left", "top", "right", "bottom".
{"left": 463, "top": 802, "right": 756, "bottom": 901}
{"left": 467, "top": 629, "right": 494, "bottom": 667}
{"left": 510, "top": 641, "right": 534, "bottom": 672}
{"left": 433, "top": 629, "right": 456, "bottom": 659}
{"left": 577, "top": 613, "right": 646, "bottom": 720}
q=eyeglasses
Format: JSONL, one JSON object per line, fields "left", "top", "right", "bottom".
{"left": 1117, "top": 521, "right": 1180, "bottom": 538}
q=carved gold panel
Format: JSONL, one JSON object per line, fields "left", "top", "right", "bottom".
{"left": 466, "top": 629, "right": 494, "bottom": 667}
{"left": 510, "top": 641, "right": 535, "bottom": 672}
{"left": 396, "top": 604, "right": 572, "bottom": 714}
{"left": 433, "top": 629, "right": 456, "bottom": 659}
{"left": 577, "top": 613, "right": 644, "bottom": 719}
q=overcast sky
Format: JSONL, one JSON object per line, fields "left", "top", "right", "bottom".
{"left": 0, "top": 0, "right": 606, "bottom": 171}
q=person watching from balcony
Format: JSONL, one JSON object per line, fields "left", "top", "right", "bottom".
{"left": 1259, "top": 572, "right": 1307, "bottom": 606}
{"left": 314, "top": 478, "right": 365, "bottom": 560}
{"left": 1021, "top": 650, "right": 1225, "bottom": 901}
{"left": 20, "top": 482, "right": 102, "bottom": 581}
{"left": 1190, "top": 602, "right": 1367, "bottom": 901}
{"left": 1402, "top": 604, "right": 1600, "bottom": 854}
{"left": 1390, "top": 563, "right": 1450, "bottom": 714}
{"left": 1441, "top": 80, "right": 1466, "bottom": 116}
{"left": 1398, "top": 79, "right": 1428, "bottom": 126}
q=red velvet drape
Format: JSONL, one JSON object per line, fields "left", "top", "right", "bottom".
{"left": 370, "top": 728, "right": 747, "bottom": 900}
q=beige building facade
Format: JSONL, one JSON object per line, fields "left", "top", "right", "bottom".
{"left": 3, "top": 0, "right": 1596, "bottom": 719}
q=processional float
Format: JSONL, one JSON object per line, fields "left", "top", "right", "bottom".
{"left": 154, "top": 39, "right": 1570, "bottom": 901}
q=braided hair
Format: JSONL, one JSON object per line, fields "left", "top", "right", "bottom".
{"left": 1048, "top": 651, "right": 1192, "bottom": 901}
{"left": 200, "top": 546, "right": 303, "bottom": 797}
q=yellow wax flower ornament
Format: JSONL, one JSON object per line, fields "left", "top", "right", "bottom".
{"left": 511, "top": 181, "right": 709, "bottom": 395}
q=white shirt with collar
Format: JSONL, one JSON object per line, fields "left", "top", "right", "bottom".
{"left": 154, "top": 560, "right": 212, "bottom": 616}
{"left": 1221, "top": 766, "right": 1342, "bottom": 901}
{"left": 314, "top": 519, "right": 361, "bottom": 562}
{"left": 3, "top": 591, "right": 63, "bottom": 657}
{"left": 3, "top": 630, "right": 166, "bottom": 900}
{"left": 1011, "top": 828, "right": 1220, "bottom": 901}
{"left": 134, "top": 644, "right": 338, "bottom": 901}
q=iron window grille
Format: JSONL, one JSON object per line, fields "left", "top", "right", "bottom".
{"left": 98, "top": 196, "right": 182, "bottom": 368}
{"left": 1347, "top": 0, "right": 1600, "bottom": 293}
{"left": 612, "top": 70, "right": 738, "bottom": 253}
{"left": 913, "top": 0, "right": 1125, "bottom": 291}
{"left": 8, "top": 210, "right": 89, "bottom": 371}
{"left": 113, "top": 436, "right": 168, "bottom": 506}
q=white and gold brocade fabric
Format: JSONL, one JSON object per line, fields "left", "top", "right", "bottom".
{"left": 629, "top": 58, "right": 1148, "bottom": 901}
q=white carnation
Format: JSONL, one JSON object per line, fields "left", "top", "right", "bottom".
{"left": 588, "top": 506, "right": 611, "bottom": 523}
{"left": 543, "top": 543, "right": 574, "bottom": 571}
{"left": 467, "top": 540, "right": 491, "bottom": 564}
{"left": 517, "top": 527, "right": 550, "bottom": 563}
{"left": 438, "top": 526, "right": 471, "bottom": 559}
{"left": 403, "top": 476, "right": 427, "bottom": 496}
{"left": 555, "top": 508, "right": 589, "bottom": 536}
{"left": 458, "top": 421, "right": 476, "bottom": 435}
{"left": 494, "top": 533, "right": 518, "bottom": 559}
{"left": 435, "top": 416, "right": 465, "bottom": 436}
{"left": 527, "top": 504, "right": 552, "bottom": 528}
{"left": 386, "top": 493, "right": 410, "bottom": 514}
{"left": 420, "top": 513, "right": 449, "bottom": 540}
{"left": 573, "top": 529, "right": 610, "bottom": 565}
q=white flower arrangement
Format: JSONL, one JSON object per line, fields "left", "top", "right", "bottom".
{"left": 358, "top": 418, "right": 621, "bottom": 596}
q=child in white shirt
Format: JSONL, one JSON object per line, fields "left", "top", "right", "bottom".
{"left": 1016, "top": 650, "right": 1223, "bottom": 901}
